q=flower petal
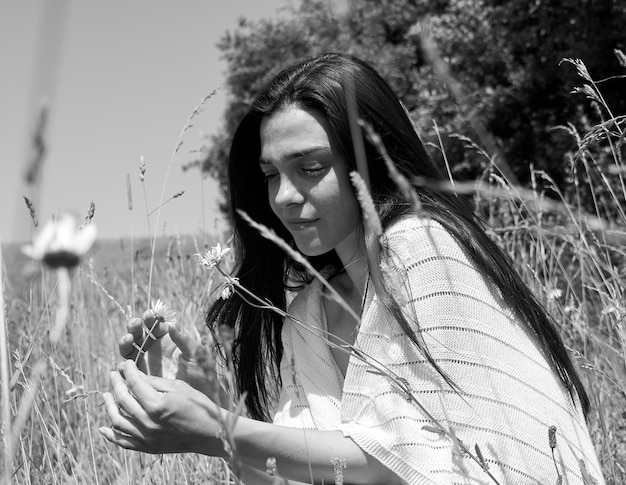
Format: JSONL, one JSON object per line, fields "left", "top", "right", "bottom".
{"left": 74, "top": 224, "right": 98, "bottom": 255}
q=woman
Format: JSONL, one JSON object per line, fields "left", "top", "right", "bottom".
{"left": 101, "top": 53, "right": 605, "bottom": 484}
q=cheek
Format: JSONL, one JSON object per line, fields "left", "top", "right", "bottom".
{"left": 335, "top": 175, "right": 360, "bottom": 219}
{"left": 339, "top": 182, "right": 363, "bottom": 235}
{"left": 321, "top": 184, "right": 360, "bottom": 230}
{"left": 342, "top": 197, "right": 361, "bottom": 231}
{"left": 266, "top": 182, "right": 279, "bottom": 214}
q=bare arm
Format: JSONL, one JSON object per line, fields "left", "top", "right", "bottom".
{"left": 239, "top": 464, "right": 310, "bottom": 485}
{"left": 100, "top": 361, "right": 401, "bottom": 485}
{"left": 231, "top": 416, "right": 402, "bottom": 485}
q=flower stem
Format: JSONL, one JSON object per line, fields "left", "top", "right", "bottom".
{"left": 51, "top": 267, "right": 71, "bottom": 343}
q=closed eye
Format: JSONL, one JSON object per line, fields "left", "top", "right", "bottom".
{"left": 261, "top": 169, "right": 279, "bottom": 181}
{"left": 303, "top": 167, "right": 326, "bottom": 177}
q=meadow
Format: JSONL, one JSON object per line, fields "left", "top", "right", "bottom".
{"left": 1, "top": 233, "right": 239, "bottom": 484}
{"left": 1, "top": 56, "right": 625, "bottom": 484}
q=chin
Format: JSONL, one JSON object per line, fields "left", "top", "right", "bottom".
{"left": 296, "top": 246, "right": 325, "bottom": 257}
{"left": 293, "top": 240, "right": 328, "bottom": 258}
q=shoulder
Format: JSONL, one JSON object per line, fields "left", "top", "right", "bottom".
{"left": 382, "top": 213, "right": 466, "bottom": 263}
{"left": 384, "top": 213, "right": 444, "bottom": 236}
{"left": 379, "top": 213, "right": 505, "bottom": 311}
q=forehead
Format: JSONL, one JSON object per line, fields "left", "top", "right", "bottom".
{"left": 259, "top": 106, "right": 332, "bottom": 163}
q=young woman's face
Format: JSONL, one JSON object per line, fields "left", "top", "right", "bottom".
{"left": 259, "top": 105, "right": 361, "bottom": 258}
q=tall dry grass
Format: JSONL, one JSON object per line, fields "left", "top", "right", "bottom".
{"left": 1, "top": 232, "right": 237, "bottom": 484}
{"left": 0, "top": 52, "right": 624, "bottom": 484}
{"left": 466, "top": 54, "right": 626, "bottom": 483}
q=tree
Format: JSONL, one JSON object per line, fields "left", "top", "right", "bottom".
{"left": 200, "top": 0, "right": 626, "bottom": 209}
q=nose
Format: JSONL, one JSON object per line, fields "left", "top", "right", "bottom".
{"left": 272, "top": 174, "right": 305, "bottom": 208}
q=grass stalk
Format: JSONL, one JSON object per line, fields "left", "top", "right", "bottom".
{"left": 0, "top": 232, "right": 11, "bottom": 484}
{"left": 147, "top": 90, "right": 219, "bottom": 306}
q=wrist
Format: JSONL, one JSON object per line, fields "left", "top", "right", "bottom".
{"left": 230, "top": 414, "right": 273, "bottom": 469}
{"left": 189, "top": 391, "right": 232, "bottom": 459}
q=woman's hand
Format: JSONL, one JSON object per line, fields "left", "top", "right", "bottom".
{"left": 118, "top": 312, "right": 224, "bottom": 400}
{"left": 99, "top": 360, "right": 227, "bottom": 456}
{"left": 100, "top": 363, "right": 401, "bottom": 484}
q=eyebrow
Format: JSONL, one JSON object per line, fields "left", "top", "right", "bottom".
{"left": 258, "top": 146, "right": 332, "bottom": 165}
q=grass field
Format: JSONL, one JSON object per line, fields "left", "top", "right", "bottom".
{"left": 3, "top": 162, "right": 626, "bottom": 484}
{"left": 1, "top": 233, "right": 241, "bottom": 484}
{"left": 1, "top": 57, "right": 625, "bottom": 484}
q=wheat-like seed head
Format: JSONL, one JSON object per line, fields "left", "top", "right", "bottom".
{"left": 22, "top": 196, "right": 38, "bottom": 227}
{"left": 139, "top": 155, "right": 146, "bottom": 181}
{"left": 350, "top": 171, "right": 382, "bottom": 237}
{"left": 126, "top": 173, "right": 133, "bottom": 211}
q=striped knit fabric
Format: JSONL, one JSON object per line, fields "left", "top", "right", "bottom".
{"left": 272, "top": 216, "right": 605, "bottom": 485}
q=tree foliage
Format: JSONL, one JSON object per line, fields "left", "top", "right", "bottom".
{"left": 201, "top": 0, "right": 626, "bottom": 208}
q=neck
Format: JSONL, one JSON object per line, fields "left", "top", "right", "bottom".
{"left": 334, "top": 231, "right": 368, "bottom": 301}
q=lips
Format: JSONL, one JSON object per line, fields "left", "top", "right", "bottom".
{"left": 284, "top": 218, "right": 318, "bottom": 230}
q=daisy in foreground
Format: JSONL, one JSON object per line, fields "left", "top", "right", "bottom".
{"left": 21, "top": 212, "right": 97, "bottom": 342}
{"left": 22, "top": 212, "right": 97, "bottom": 269}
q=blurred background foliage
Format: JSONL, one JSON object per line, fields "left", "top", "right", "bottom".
{"left": 200, "top": 0, "right": 626, "bottom": 213}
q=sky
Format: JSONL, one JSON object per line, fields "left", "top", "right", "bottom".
{"left": 0, "top": 0, "right": 332, "bottom": 244}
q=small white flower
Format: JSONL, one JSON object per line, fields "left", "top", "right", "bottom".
{"left": 22, "top": 212, "right": 97, "bottom": 269}
{"left": 196, "top": 243, "right": 231, "bottom": 270}
{"left": 150, "top": 298, "right": 177, "bottom": 326}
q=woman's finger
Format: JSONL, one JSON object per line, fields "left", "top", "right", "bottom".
{"left": 142, "top": 310, "right": 170, "bottom": 341}
{"left": 98, "top": 424, "right": 144, "bottom": 451}
{"left": 102, "top": 391, "right": 144, "bottom": 439}
{"left": 119, "top": 333, "right": 138, "bottom": 360}
{"left": 126, "top": 318, "right": 144, "bottom": 340}
{"left": 118, "top": 334, "right": 148, "bottom": 373}
{"left": 169, "top": 325, "right": 199, "bottom": 360}
{"left": 140, "top": 311, "right": 168, "bottom": 377}
{"left": 110, "top": 369, "right": 154, "bottom": 423}
{"left": 119, "top": 360, "right": 162, "bottom": 413}
{"left": 142, "top": 373, "right": 182, "bottom": 393}
{"left": 121, "top": 318, "right": 150, "bottom": 373}
{"left": 120, "top": 318, "right": 144, "bottom": 360}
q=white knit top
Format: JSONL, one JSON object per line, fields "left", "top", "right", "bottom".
{"left": 272, "top": 216, "right": 604, "bottom": 485}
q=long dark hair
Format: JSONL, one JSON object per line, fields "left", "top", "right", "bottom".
{"left": 206, "top": 52, "right": 589, "bottom": 422}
